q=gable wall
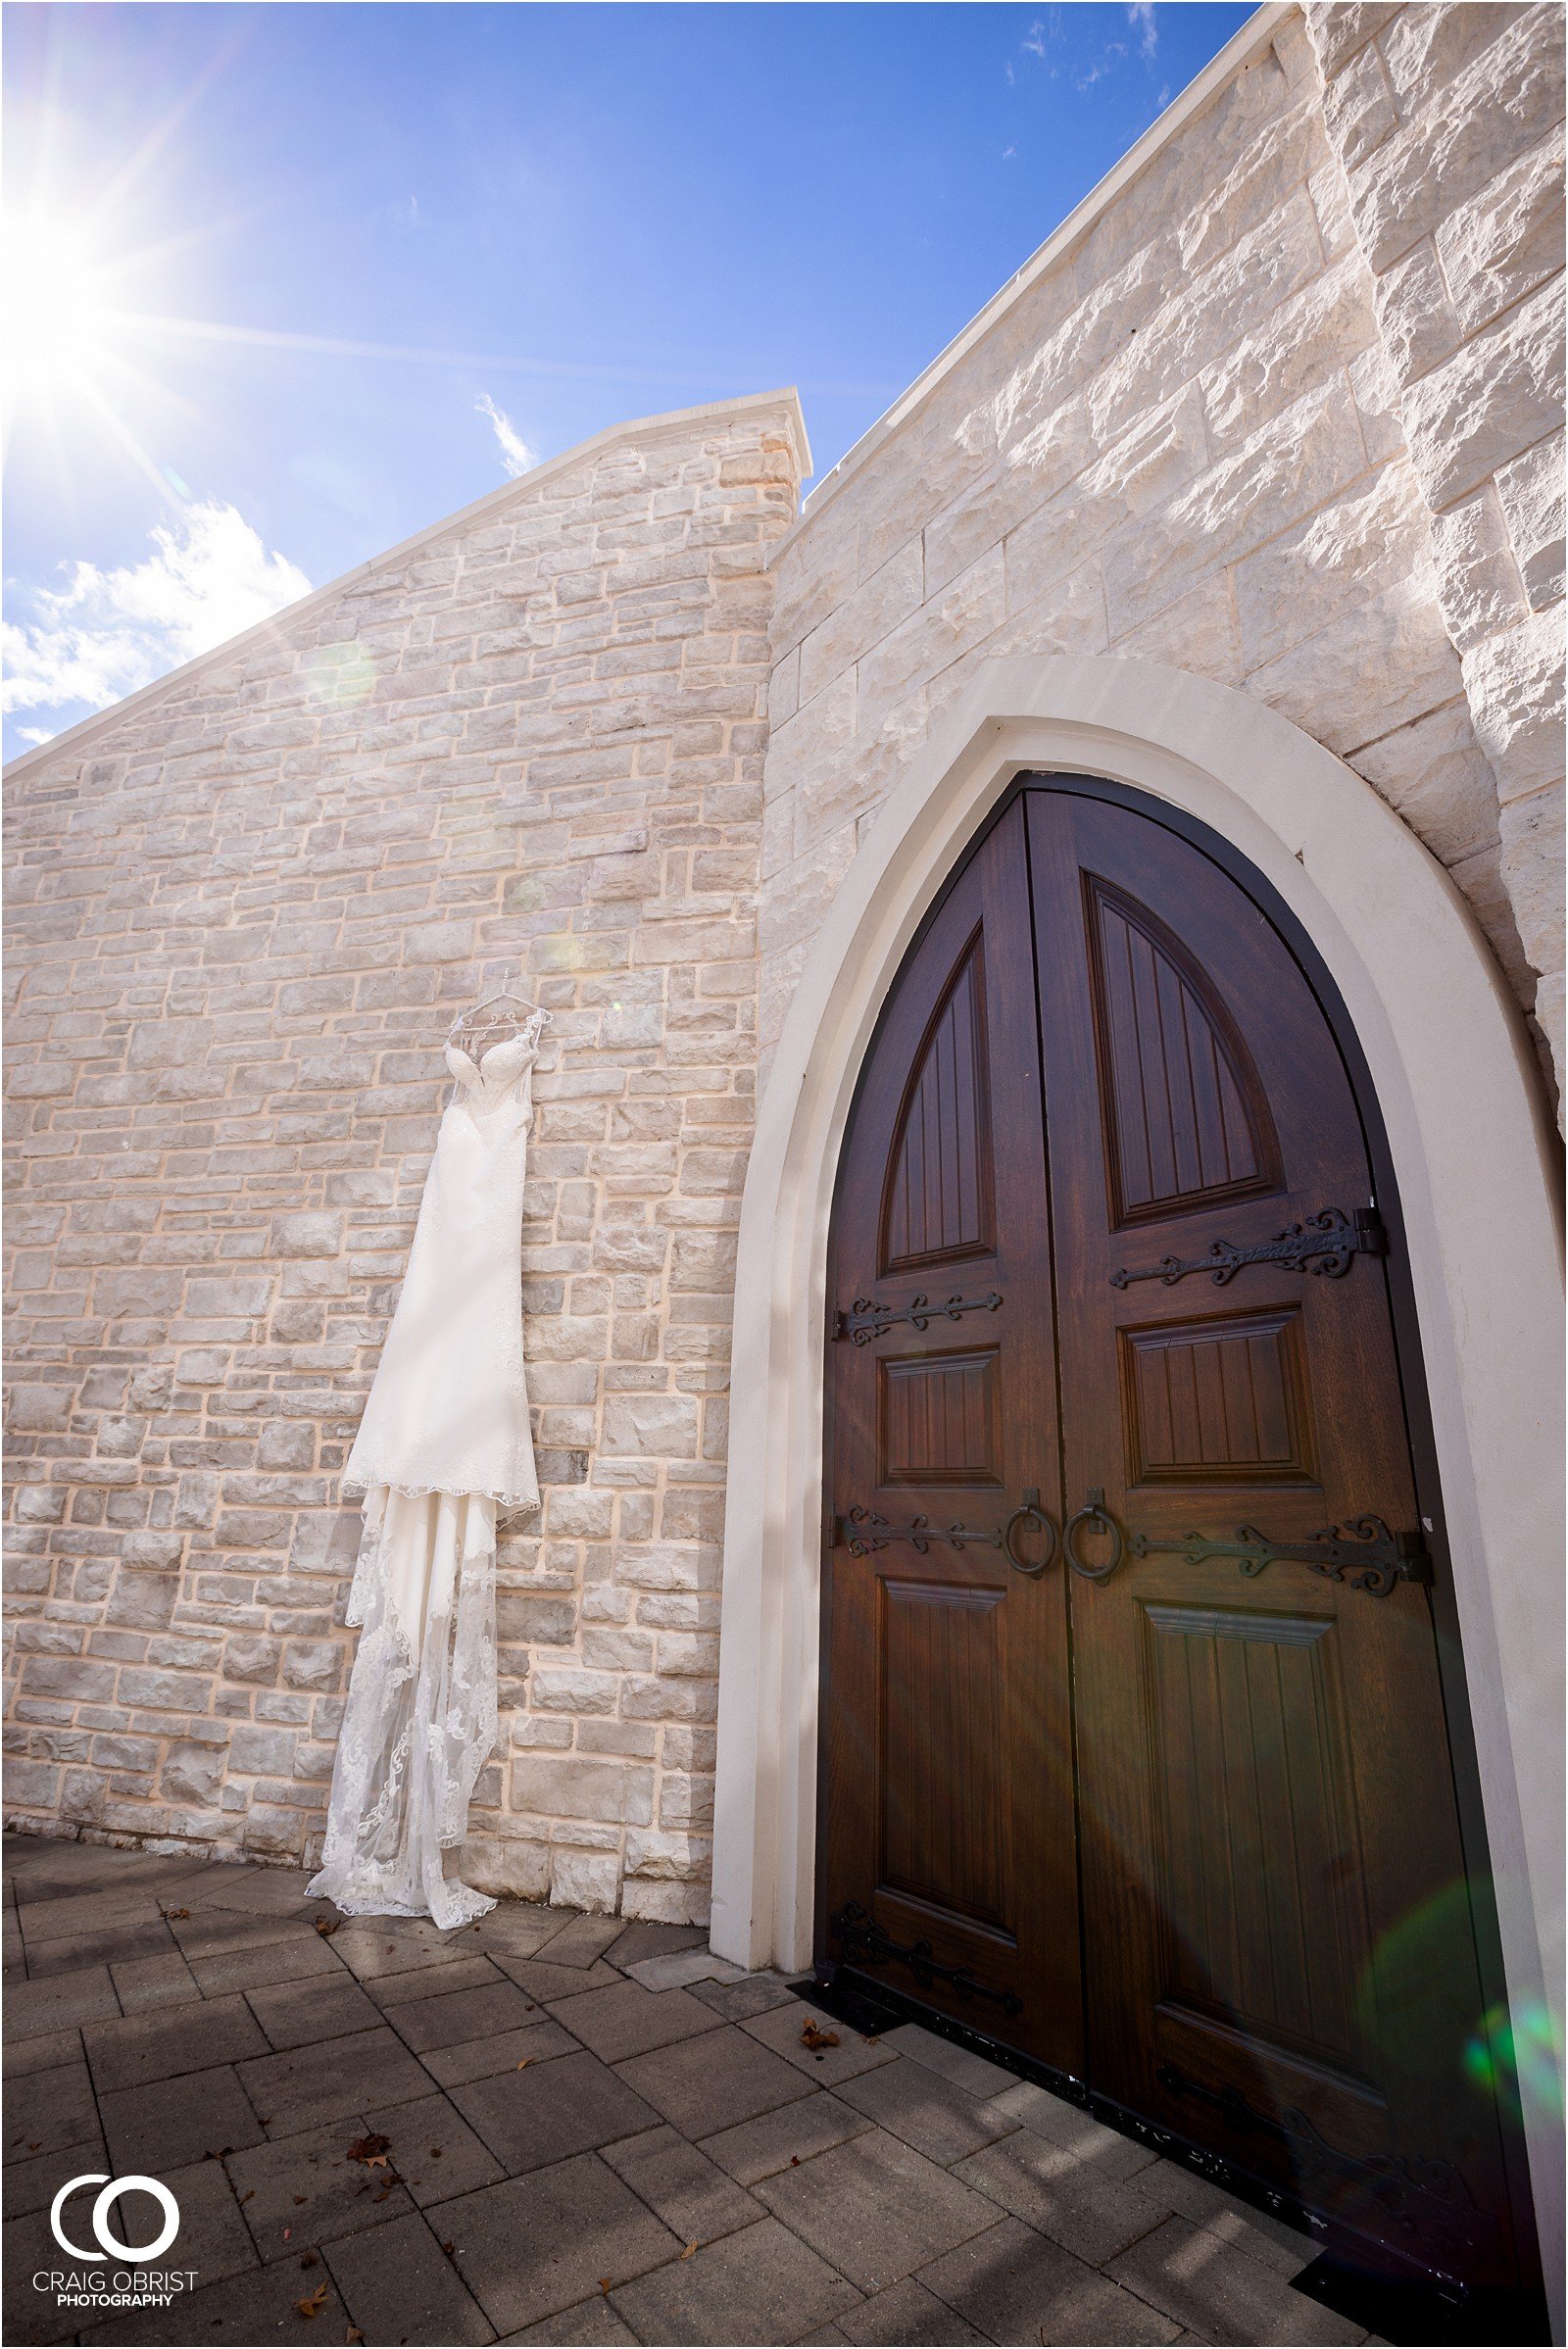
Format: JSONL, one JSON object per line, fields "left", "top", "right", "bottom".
{"left": 760, "top": 3, "right": 1563, "bottom": 1096}
{"left": 4, "top": 399, "right": 803, "bottom": 1917}
{"left": 6, "top": 1, "right": 1561, "bottom": 1918}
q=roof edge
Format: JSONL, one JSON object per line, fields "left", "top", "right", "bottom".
{"left": 770, "top": 1, "right": 1293, "bottom": 564}
{"left": 6, "top": 385, "right": 811, "bottom": 781}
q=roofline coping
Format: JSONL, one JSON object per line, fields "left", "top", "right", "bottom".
{"left": 6, "top": 385, "right": 811, "bottom": 780}
{"left": 768, "top": 0, "right": 1293, "bottom": 565}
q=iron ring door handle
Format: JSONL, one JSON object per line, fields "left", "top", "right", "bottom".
{"left": 1063, "top": 1489, "right": 1125, "bottom": 1583}
{"left": 1003, "top": 1488, "right": 1058, "bottom": 1578}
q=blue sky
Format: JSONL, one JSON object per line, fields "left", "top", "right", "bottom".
{"left": 2, "top": 1, "right": 1251, "bottom": 758}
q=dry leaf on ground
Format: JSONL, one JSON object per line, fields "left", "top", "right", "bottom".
{"left": 296, "top": 2280, "right": 328, "bottom": 2319}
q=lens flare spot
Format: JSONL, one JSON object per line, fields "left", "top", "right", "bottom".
{"left": 302, "top": 642, "right": 377, "bottom": 708}
{"left": 1464, "top": 2001, "right": 1563, "bottom": 2124}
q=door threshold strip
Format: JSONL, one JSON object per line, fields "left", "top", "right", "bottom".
{"left": 1292, "top": 2253, "right": 1548, "bottom": 2347}
{"left": 791, "top": 1964, "right": 1547, "bottom": 2346}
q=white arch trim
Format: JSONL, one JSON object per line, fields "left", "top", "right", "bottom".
{"left": 710, "top": 654, "right": 1563, "bottom": 2279}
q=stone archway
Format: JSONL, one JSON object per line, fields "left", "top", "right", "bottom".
{"left": 710, "top": 652, "right": 1562, "bottom": 2281}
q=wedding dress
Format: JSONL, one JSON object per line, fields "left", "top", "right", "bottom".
{"left": 310, "top": 1018, "right": 545, "bottom": 1927}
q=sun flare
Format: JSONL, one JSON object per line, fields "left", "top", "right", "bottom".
{"left": 5, "top": 213, "right": 117, "bottom": 405}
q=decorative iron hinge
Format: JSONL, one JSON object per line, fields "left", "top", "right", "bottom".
{"left": 1129, "top": 1514, "right": 1430, "bottom": 1598}
{"left": 1156, "top": 2063, "right": 1476, "bottom": 2235}
{"left": 1109, "top": 1206, "right": 1386, "bottom": 1292}
{"left": 832, "top": 1505, "right": 1004, "bottom": 1556}
{"left": 832, "top": 1900, "right": 1023, "bottom": 2017}
{"left": 833, "top": 1289, "right": 1004, "bottom": 1345}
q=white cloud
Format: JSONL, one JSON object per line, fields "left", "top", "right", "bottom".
{"left": 1075, "top": 39, "right": 1127, "bottom": 89}
{"left": 476, "top": 391, "right": 536, "bottom": 478}
{"left": 1128, "top": 2, "right": 1158, "bottom": 59}
{"left": 3, "top": 500, "right": 311, "bottom": 738}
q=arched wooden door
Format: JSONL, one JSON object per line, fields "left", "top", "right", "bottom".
{"left": 820, "top": 779, "right": 1523, "bottom": 2299}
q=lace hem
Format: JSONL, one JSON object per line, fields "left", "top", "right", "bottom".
{"left": 340, "top": 1473, "right": 541, "bottom": 1510}
{"left": 310, "top": 1485, "right": 500, "bottom": 1932}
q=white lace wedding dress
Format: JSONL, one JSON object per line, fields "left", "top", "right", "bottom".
{"left": 309, "top": 1019, "right": 545, "bottom": 1928}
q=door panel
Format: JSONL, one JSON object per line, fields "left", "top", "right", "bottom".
{"left": 881, "top": 938, "right": 994, "bottom": 1269}
{"left": 1085, "top": 875, "right": 1280, "bottom": 1222}
{"left": 879, "top": 1580, "right": 1010, "bottom": 1927}
{"left": 821, "top": 796, "right": 1083, "bottom": 2075}
{"left": 1025, "top": 787, "right": 1517, "bottom": 2290}
{"left": 821, "top": 781, "right": 1519, "bottom": 2298}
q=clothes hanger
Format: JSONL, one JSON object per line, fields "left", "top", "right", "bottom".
{"left": 446, "top": 989, "right": 552, "bottom": 1059}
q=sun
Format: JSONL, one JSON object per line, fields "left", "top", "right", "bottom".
{"left": 4, "top": 213, "right": 117, "bottom": 406}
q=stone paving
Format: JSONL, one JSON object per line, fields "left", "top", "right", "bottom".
{"left": 3, "top": 1835, "right": 1386, "bottom": 2347}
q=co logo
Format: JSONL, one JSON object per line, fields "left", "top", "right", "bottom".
{"left": 50, "top": 2174, "right": 180, "bottom": 2264}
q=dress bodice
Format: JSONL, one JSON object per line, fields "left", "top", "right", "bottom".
{"left": 340, "top": 1025, "right": 542, "bottom": 1510}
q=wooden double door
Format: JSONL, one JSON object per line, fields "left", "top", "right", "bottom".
{"left": 820, "top": 782, "right": 1522, "bottom": 2296}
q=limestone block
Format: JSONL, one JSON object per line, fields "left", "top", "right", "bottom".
{"left": 1109, "top": 574, "right": 1242, "bottom": 688}
{"left": 122, "top": 1532, "right": 185, "bottom": 1569}
{"left": 228, "top": 1725, "right": 298, "bottom": 1774}
{"left": 162, "top": 1742, "right": 227, "bottom": 1805}
{"left": 758, "top": 826, "right": 861, "bottom": 967}
{"left": 126, "top": 1018, "right": 212, "bottom": 1070}
{"left": 857, "top": 546, "right": 1004, "bottom": 732}
{"left": 1248, "top": 576, "right": 1465, "bottom": 759}
{"left": 243, "top": 1808, "right": 306, "bottom": 1858}
{"left": 1072, "top": 32, "right": 1298, "bottom": 284}
{"left": 1436, "top": 145, "right": 1565, "bottom": 338}
{"left": 1317, "top": 38, "right": 1396, "bottom": 174}
{"left": 282, "top": 1642, "right": 341, "bottom": 1692}
{"left": 127, "top": 1367, "right": 174, "bottom": 1412}
{"left": 1304, "top": 2, "right": 1399, "bottom": 79}
{"left": 1103, "top": 381, "right": 1365, "bottom": 639}
{"left": 1180, "top": 96, "right": 1335, "bottom": 272}
{"left": 529, "top": 1669, "right": 619, "bottom": 1715}
{"left": 1088, "top": 192, "right": 1325, "bottom": 447}
{"left": 105, "top": 1571, "right": 180, "bottom": 1634}
{"left": 549, "top": 1847, "right": 620, "bottom": 1911}
{"left": 513, "top": 1753, "right": 654, "bottom": 1827}
{"left": 1343, "top": 12, "right": 1567, "bottom": 273}
{"left": 1429, "top": 487, "right": 1530, "bottom": 651}
{"left": 1371, "top": 243, "right": 1461, "bottom": 387}
{"left": 959, "top": 234, "right": 1177, "bottom": 462}
{"left": 270, "top": 1212, "right": 344, "bottom": 1259}
{"left": 1499, "top": 777, "right": 1565, "bottom": 971}
{"left": 1534, "top": 968, "right": 1566, "bottom": 1094}
{"left": 223, "top": 1635, "right": 283, "bottom": 1685}
{"left": 1202, "top": 255, "right": 1380, "bottom": 451}
{"left": 973, "top": 558, "right": 1109, "bottom": 669}
{"left": 1399, "top": 282, "right": 1565, "bottom": 513}
{"left": 7, "top": 1064, "right": 76, "bottom": 1098}
{"left": 7, "top": 1384, "right": 74, "bottom": 1432}
{"left": 1377, "top": 1, "right": 1533, "bottom": 114}
{"left": 798, "top": 542, "right": 922, "bottom": 708}
{"left": 1461, "top": 605, "right": 1567, "bottom": 806}
{"left": 772, "top": 506, "right": 858, "bottom": 659}
{"left": 1495, "top": 430, "right": 1567, "bottom": 607}
{"left": 1348, "top": 341, "right": 1408, "bottom": 469}
{"left": 1234, "top": 463, "right": 1434, "bottom": 674}
{"left": 454, "top": 1835, "right": 551, "bottom": 1900}
{"left": 1352, "top": 699, "right": 1506, "bottom": 869}
{"left": 624, "top": 1828, "right": 712, "bottom": 1881}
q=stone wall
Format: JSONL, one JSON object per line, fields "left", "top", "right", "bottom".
{"left": 1306, "top": 0, "right": 1565, "bottom": 1087}
{"left": 3, "top": 393, "right": 806, "bottom": 1918}
{"left": 759, "top": 4, "right": 1563, "bottom": 1100}
{"left": 6, "top": 1, "right": 1562, "bottom": 1913}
